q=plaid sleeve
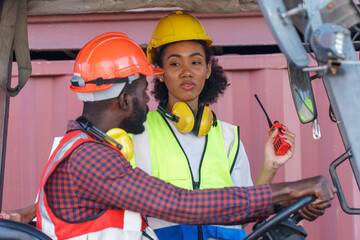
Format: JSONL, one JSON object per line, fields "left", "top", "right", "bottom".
{"left": 70, "top": 142, "right": 271, "bottom": 225}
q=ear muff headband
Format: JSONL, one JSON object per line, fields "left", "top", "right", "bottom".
{"left": 157, "top": 102, "right": 217, "bottom": 136}
{"left": 76, "top": 116, "right": 134, "bottom": 161}
{"left": 157, "top": 102, "right": 195, "bottom": 133}
{"left": 157, "top": 104, "right": 179, "bottom": 122}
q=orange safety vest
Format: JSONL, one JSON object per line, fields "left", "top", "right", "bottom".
{"left": 36, "top": 130, "right": 157, "bottom": 240}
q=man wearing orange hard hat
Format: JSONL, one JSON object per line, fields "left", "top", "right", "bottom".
{"left": 3, "top": 32, "right": 335, "bottom": 240}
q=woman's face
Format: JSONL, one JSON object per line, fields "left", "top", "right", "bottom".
{"left": 160, "top": 41, "right": 211, "bottom": 111}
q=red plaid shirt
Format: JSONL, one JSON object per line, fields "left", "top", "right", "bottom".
{"left": 45, "top": 120, "right": 272, "bottom": 225}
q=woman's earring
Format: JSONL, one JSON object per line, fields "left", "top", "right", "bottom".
{"left": 159, "top": 75, "right": 164, "bottom": 82}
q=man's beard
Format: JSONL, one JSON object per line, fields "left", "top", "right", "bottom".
{"left": 121, "top": 99, "right": 149, "bottom": 134}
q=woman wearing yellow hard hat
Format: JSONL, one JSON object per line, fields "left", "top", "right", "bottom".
{"left": 132, "top": 10, "right": 296, "bottom": 240}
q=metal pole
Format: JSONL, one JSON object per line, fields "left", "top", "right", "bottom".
{"left": 0, "top": 0, "right": 10, "bottom": 208}
{"left": 0, "top": 54, "right": 10, "bottom": 212}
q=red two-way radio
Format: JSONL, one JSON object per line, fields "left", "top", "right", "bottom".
{"left": 254, "top": 94, "right": 290, "bottom": 155}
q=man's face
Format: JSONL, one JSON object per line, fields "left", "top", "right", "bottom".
{"left": 121, "top": 76, "right": 150, "bottom": 134}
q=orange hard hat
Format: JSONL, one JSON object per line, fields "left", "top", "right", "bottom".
{"left": 70, "top": 32, "right": 163, "bottom": 101}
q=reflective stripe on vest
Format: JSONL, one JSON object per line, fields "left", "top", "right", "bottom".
{"left": 146, "top": 111, "right": 238, "bottom": 190}
{"left": 36, "top": 130, "right": 154, "bottom": 240}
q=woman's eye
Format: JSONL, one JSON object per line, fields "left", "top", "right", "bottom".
{"left": 191, "top": 58, "right": 204, "bottom": 64}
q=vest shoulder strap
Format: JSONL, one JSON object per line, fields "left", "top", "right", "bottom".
{"left": 228, "top": 125, "right": 240, "bottom": 174}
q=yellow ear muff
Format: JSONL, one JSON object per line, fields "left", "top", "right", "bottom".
{"left": 171, "top": 102, "right": 195, "bottom": 133}
{"left": 195, "top": 106, "right": 214, "bottom": 137}
{"left": 105, "top": 128, "right": 134, "bottom": 162}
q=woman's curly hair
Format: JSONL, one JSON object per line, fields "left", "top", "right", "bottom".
{"left": 151, "top": 40, "right": 229, "bottom": 106}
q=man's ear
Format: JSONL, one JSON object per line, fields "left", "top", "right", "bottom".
{"left": 117, "top": 92, "right": 131, "bottom": 111}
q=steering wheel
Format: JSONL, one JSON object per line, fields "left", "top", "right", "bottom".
{"left": 0, "top": 219, "right": 52, "bottom": 240}
{"left": 244, "top": 195, "right": 315, "bottom": 240}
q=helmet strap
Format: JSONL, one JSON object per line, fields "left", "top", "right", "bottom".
{"left": 71, "top": 73, "right": 140, "bottom": 87}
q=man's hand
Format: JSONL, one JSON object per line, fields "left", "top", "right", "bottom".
{"left": 0, "top": 203, "right": 37, "bottom": 224}
{"left": 270, "top": 176, "right": 337, "bottom": 221}
{"left": 298, "top": 203, "right": 328, "bottom": 221}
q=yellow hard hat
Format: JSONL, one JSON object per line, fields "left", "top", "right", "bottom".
{"left": 147, "top": 10, "right": 213, "bottom": 64}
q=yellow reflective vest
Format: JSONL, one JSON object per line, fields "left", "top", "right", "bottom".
{"left": 143, "top": 111, "right": 239, "bottom": 190}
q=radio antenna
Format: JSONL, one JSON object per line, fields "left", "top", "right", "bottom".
{"left": 254, "top": 94, "right": 273, "bottom": 128}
